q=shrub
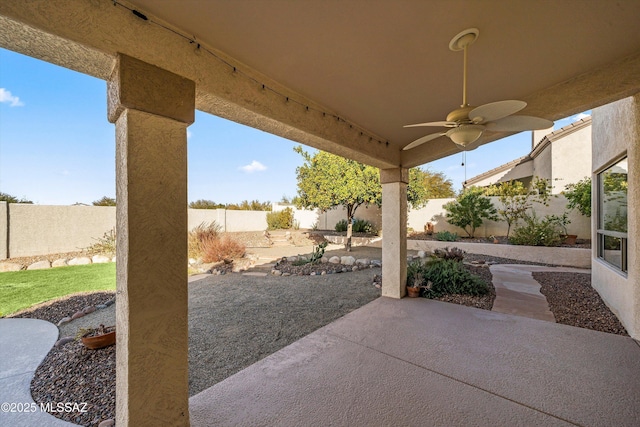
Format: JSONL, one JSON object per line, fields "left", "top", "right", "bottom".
{"left": 188, "top": 222, "right": 222, "bottom": 258}
{"left": 86, "top": 228, "right": 117, "bottom": 255}
{"left": 335, "top": 218, "right": 377, "bottom": 234}
{"left": 422, "top": 259, "right": 488, "bottom": 297}
{"left": 432, "top": 247, "right": 465, "bottom": 262}
{"left": 509, "top": 212, "right": 563, "bottom": 247}
{"left": 266, "top": 207, "right": 294, "bottom": 230}
{"left": 444, "top": 187, "right": 498, "bottom": 238}
{"left": 201, "top": 235, "right": 246, "bottom": 263}
{"left": 564, "top": 177, "right": 591, "bottom": 217}
{"left": 435, "top": 231, "right": 458, "bottom": 242}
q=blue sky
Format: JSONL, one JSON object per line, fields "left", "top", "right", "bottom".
{"left": 0, "top": 48, "right": 588, "bottom": 205}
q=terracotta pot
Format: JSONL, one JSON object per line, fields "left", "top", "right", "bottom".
{"left": 406, "top": 286, "right": 420, "bottom": 298}
{"left": 563, "top": 234, "right": 578, "bottom": 245}
{"left": 81, "top": 330, "right": 116, "bottom": 349}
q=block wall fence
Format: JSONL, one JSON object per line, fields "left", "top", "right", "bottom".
{"left": 0, "top": 196, "right": 589, "bottom": 259}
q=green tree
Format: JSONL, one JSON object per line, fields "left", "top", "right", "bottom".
{"left": 444, "top": 187, "right": 498, "bottom": 238}
{"left": 293, "top": 146, "right": 435, "bottom": 250}
{"left": 189, "top": 199, "right": 225, "bottom": 209}
{"left": 563, "top": 177, "right": 591, "bottom": 217}
{"left": 486, "top": 181, "right": 531, "bottom": 238}
{"left": 226, "top": 199, "right": 272, "bottom": 211}
{"left": 419, "top": 168, "right": 455, "bottom": 198}
{"left": 0, "top": 192, "right": 33, "bottom": 204}
{"left": 92, "top": 196, "right": 116, "bottom": 206}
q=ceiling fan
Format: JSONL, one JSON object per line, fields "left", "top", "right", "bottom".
{"left": 403, "top": 28, "right": 553, "bottom": 151}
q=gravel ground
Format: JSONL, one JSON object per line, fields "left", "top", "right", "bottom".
{"left": 23, "top": 269, "right": 382, "bottom": 426}
{"left": 8, "top": 248, "right": 625, "bottom": 426}
{"left": 534, "top": 271, "right": 628, "bottom": 336}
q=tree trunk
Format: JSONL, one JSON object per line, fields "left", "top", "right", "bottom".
{"left": 345, "top": 205, "right": 354, "bottom": 252}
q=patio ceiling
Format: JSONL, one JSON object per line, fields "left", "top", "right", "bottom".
{"left": 1, "top": 0, "right": 640, "bottom": 168}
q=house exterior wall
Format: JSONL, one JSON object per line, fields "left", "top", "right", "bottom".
{"left": 532, "top": 143, "right": 553, "bottom": 185}
{"left": 591, "top": 95, "right": 639, "bottom": 338}
{"left": 551, "top": 125, "right": 592, "bottom": 193}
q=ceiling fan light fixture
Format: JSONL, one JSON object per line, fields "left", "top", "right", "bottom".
{"left": 447, "top": 124, "right": 485, "bottom": 146}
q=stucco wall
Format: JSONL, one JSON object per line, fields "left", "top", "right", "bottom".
{"left": 2, "top": 205, "right": 269, "bottom": 258}
{"left": 407, "top": 195, "right": 590, "bottom": 239}
{"left": 8, "top": 204, "right": 117, "bottom": 258}
{"left": 591, "top": 95, "right": 639, "bottom": 339}
{"left": 551, "top": 125, "right": 592, "bottom": 193}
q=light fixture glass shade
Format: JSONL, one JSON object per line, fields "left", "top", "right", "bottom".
{"left": 447, "top": 124, "right": 485, "bottom": 146}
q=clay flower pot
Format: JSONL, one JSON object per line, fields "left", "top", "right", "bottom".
{"left": 406, "top": 286, "right": 420, "bottom": 298}
{"left": 563, "top": 234, "right": 578, "bottom": 245}
{"left": 81, "top": 326, "right": 116, "bottom": 349}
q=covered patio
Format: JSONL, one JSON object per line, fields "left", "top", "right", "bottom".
{"left": 191, "top": 297, "right": 640, "bottom": 426}
{"left": 1, "top": 1, "right": 640, "bottom": 425}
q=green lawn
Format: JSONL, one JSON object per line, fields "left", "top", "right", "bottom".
{"left": 0, "top": 263, "right": 116, "bottom": 316}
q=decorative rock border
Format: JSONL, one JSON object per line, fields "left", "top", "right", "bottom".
{"left": 54, "top": 297, "right": 115, "bottom": 347}
{"left": 0, "top": 254, "right": 116, "bottom": 272}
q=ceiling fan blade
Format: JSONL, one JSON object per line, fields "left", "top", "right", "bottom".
{"left": 469, "top": 100, "right": 527, "bottom": 124}
{"left": 486, "top": 115, "right": 554, "bottom": 132}
{"left": 402, "top": 132, "right": 446, "bottom": 150}
{"left": 403, "top": 121, "right": 456, "bottom": 128}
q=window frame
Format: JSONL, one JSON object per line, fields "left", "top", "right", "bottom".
{"left": 596, "top": 155, "right": 628, "bottom": 274}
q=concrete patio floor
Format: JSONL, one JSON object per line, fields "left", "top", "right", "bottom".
{"left": 190, "top": 297, "right": 640, "bottom": 426}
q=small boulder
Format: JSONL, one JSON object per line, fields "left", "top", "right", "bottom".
{"left": 272, "top": 270, "right": 282, "bottom": 276}
{"left": 282, "top": 272, "right": 291, "bottom": 277}
{"left": 371, "top": 259, "right": 382, "bottom": 267}
{"left": 310, "top": 272, "right": 316, "bottom": 276}
{"left": 83, "top": 306, "right": 96, "bottom": 314}
{"left": 52, "top": 259, "right": 68, "bottom": 267}
{"left": 92, "top": 255, "right": 111, "bottom": 264}
{"left": 27, "top": 260, "right": 51, "bottom": 270}
{"left": 68, "top": 257, "right": 91, "bottom": 266}
{"left": 286, "top": 256, "right": 298, "bottom": 263}
{"left": 55, "top": 337, "right": 75, "bottom": 347}
{"left": 188, "top": 258, "right": 197, "bottom": 265}
{"left": 96, "top": 304, "right": 108, "bottom": 309}
{"left": 320, "top": 271, "right": 326, "bottom": 275}
{"left": 71, "top": 311, "right": 85, "bottom": 320}
{"left": 320, "top": 256, "right": 329, "bottom": 263}
{"left": 98, "top": 420, "right": 115, "bottom": 427}
{"left": 104, "top": 299, "right": 115, "bottom": 307}
{"left": 341, "top": 267, "right": 348, "bottom": 273}
{"left": 355, "top": 258, "right": 370, "bottom": 266}
{"left": 57, "top": 317, "right": 72, "bottom": 327}
{"left": 0, "top": 262, "right": 23, "bottom": 272}
{"left": 328, "top": 256, "right": 341, "bottom": 264}
{"left": 352, "top": 266, "right": 359, "bottom": 272}
{"left": 417, "top": 250, "right": 427, "bottom": 259}
{"left": 340, "top": 256, "right": 356, "bottom": 266}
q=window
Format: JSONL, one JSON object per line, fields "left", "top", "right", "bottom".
{"left": 597, "top": 157, "right": 628, "bottom": 272}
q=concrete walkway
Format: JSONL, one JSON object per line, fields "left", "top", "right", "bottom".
{"left": 490, "top": 264, "right": 591, "bottom": 322}
{"left": 0, "top": 318, "right": 76, "bottom": 426}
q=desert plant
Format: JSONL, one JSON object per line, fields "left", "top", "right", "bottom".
{"left": 200, "top": 235, "right": 246, "bottom": 263}
{"left": 487, "top": 180, "right": 532, "bottom": 238}
{"left": 444, "top": 187, "right": 498, "bottom": 238}
{"left": 509, "top": 212, "right": 563, "bottom": 247}
{"left": 188, "top": 222, "right": 222, "bottom": 258}
{"left": 432, "top": 247, "right": 465, "bottom": 262}
{"left": 86, "top": 228, "right": 117, "bottom": 255}
{"left": 266, "top": 207, "right": 294, "bottom": 230}
{"left": 407, "top": 258, "right": 487, "bottom": 298}
{"left": 564, "top": 177, "right": 591, "bottom": 217}
{"left": 435, "top": 231, "right": 458, "bottom": 242}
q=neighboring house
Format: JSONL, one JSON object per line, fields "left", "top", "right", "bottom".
{"left": 465, "top": 116, "right": 592, "bottom": 193}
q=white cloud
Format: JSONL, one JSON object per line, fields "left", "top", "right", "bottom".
{"left": 239, "top": 160, "right": 267, "bottom": 173}
{"left": 0, "top": 88, "right": 25, "bottom": 107}
{"left": 572, "top": 112, "right": 590, "bottom": 122}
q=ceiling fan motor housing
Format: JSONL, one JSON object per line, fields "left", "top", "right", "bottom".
{"left": 446, "top": 105, "right": 475, "bottom": 123}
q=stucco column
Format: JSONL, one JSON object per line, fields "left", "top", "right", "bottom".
{"left": 380, "top": 168, "right": 408, "bottom": 298}
{"left": 108, "top": 54, "right": 195, "bottom": 426}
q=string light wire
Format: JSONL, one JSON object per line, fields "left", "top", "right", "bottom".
{"left": 111, "top": 0, "right": 387, "bottom": 147}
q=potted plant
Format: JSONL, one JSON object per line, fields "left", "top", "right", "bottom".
{"left": 549, "top": 212, "right": 576, "bottom": 245}
{"left": 77, "top": 324, "right": 116, "bottom": 349}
